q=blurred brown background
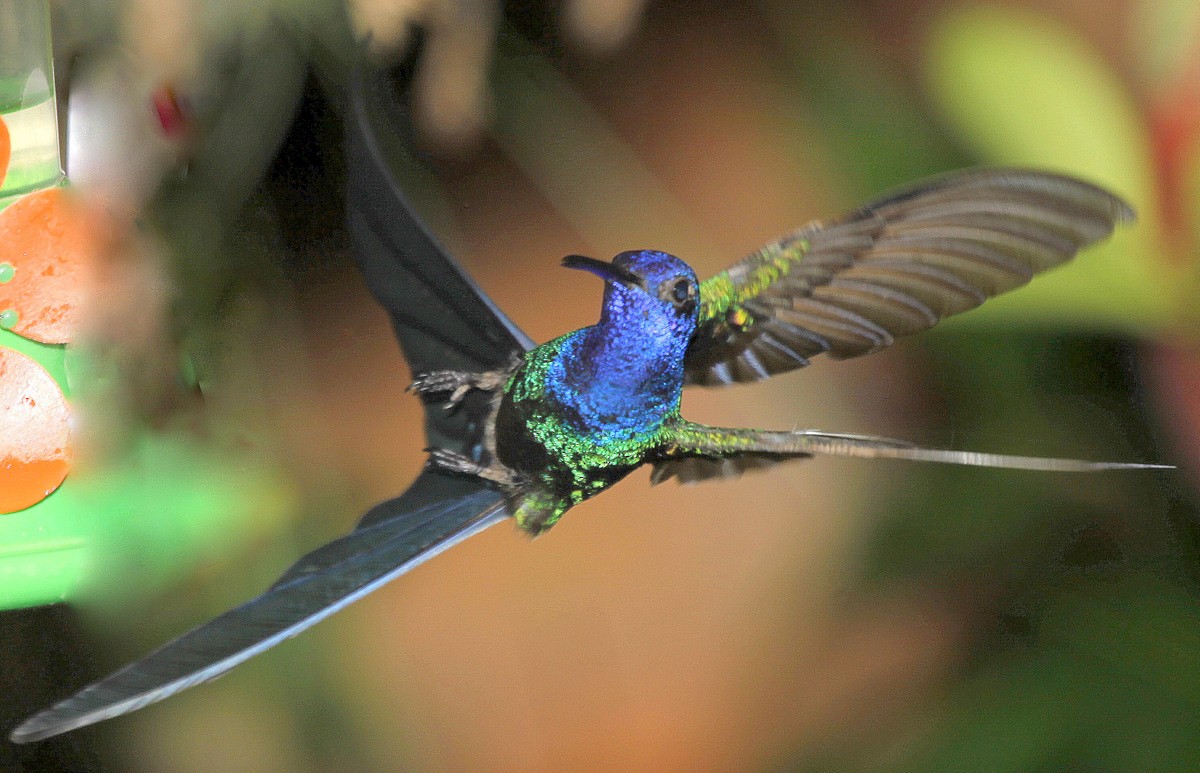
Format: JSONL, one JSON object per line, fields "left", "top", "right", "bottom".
{"left": 3, "top": 0, "right": 1199, "bottom": 770}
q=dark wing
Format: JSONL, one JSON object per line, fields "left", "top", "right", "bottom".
{"left": 10, "top": 493, "right": 508, "bottom": 744}
{"left": 684, "top": 169, "right": 1134, "bottom": 385}
{"left": 649, "top": 453, "right": 788, "bottom": 485}
{"left": 348, "top": 58, "right": 534, "bottom": 486}
{"left": 11, "top": 64, "right": 534, "bottom": 743}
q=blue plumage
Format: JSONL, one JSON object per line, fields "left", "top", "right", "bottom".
{"left": 546, "top": 250, "right": 699, "bottom": 440}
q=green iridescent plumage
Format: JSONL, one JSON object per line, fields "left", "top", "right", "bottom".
{"left": 502, "top": 338, "right": 668, "bottom": 532}
{"left": 495, "top": 263, "right": 692, "bottom": 533}
{"left": 696, "top": 236, "right": 810, "bottom": 327}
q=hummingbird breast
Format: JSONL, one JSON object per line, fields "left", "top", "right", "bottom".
{"left": 494, "top": 329, "right": 682, "bottom": 491}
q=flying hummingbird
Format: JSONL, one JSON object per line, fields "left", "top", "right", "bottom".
{"left": 10, "top": 67, "right": 1170, "bottom": 743}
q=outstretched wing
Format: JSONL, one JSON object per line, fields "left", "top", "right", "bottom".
{"left": 349, "top": 55, "right": 534, "bottom": 490}
{"left": 347, "top": 59, "right": 533, "bottom": 523}
{"left": 11, "top": 63, "right": 534, "bottom": 743}
{"left": 684, "top": 169, "right": 1134, "bottom": 386}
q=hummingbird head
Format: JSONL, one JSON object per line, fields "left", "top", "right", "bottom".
{"left": 562, "top": 250, "right": 700, "bottom": 339}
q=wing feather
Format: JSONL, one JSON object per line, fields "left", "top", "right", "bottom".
{"left": 685, "top": 169, "right": 1134, "bottom": 385}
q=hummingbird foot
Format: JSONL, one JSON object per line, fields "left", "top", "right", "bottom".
{"left": 426, "top": 448, "right": 527, "bottom": 487}
{"left": 409, "top": 368, "right": 511, "bottom": 409}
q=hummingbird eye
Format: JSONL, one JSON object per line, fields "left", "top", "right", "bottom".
{"left": 660, "top": 277, "right": 696, "bottom": 314}
{"left": 672, "top": 280, "right": 690, "bottom": 303}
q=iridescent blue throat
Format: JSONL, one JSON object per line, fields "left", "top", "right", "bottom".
{"left": 544, "top": 267, "right": 697, "bottom": 441}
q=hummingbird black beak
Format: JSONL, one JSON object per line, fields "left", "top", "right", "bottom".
{"left": 562, "top": 255, "right": 646, "bottom": 290}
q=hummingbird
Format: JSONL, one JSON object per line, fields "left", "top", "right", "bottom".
{"left": 10, "top": 66, "right": 1170, "bottom": 744}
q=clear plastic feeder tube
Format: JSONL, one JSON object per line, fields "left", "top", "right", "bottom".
{"left": 0, "top": 0, "right": 62, "bottom": 207}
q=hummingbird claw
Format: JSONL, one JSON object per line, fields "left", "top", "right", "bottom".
{"left": 411, "top": 367, "right": 511, "bottom": 410}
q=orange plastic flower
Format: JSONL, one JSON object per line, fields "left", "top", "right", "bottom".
{"left": 0, "top": 188, "right": 100, "bottom": 344}
{"left": 0, "top": 115, "right": 9, "bottom": 189}
{"left": 0, "top": 347, "right": 71, "bottom": 513}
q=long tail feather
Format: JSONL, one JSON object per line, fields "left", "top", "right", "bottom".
{"left": 654, "top": 423, "right": 1172, "bottom": 484}
{"left": 790, "top": 430, "right": 1173, "bottom": 471}
{"left": 10, "top": 491, "right": 507, "bottom": 744}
